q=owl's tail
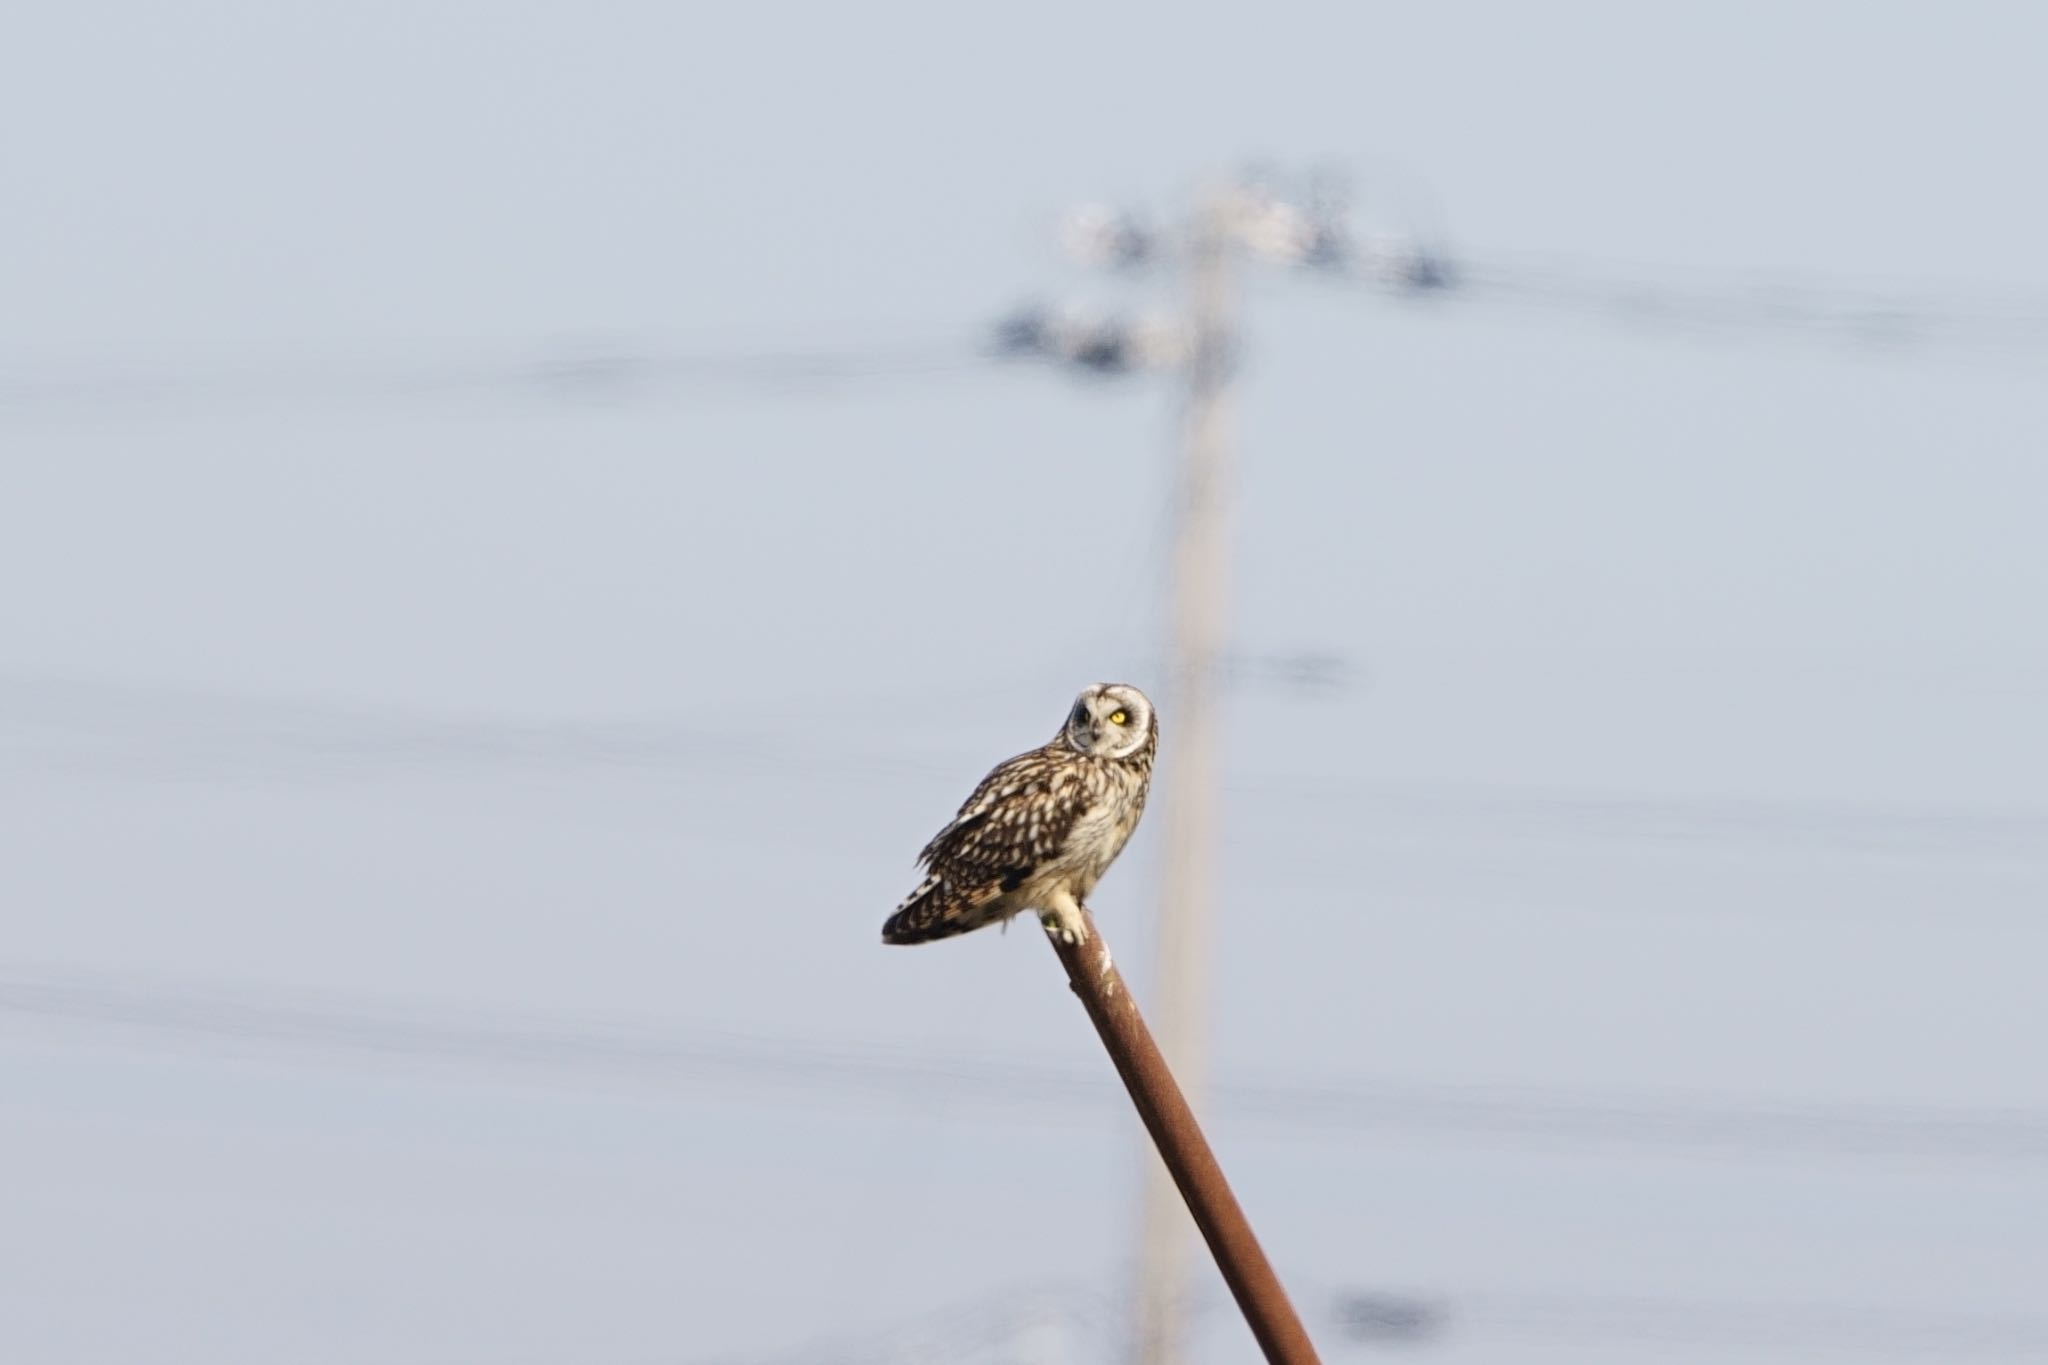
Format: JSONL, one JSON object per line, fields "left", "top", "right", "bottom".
{"left": 881, "top": 878, "right": 982, "bottom": 945}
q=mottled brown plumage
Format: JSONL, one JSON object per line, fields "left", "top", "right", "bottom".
{"left": 883, "top": 683, "right": 1157, "bottom": 946}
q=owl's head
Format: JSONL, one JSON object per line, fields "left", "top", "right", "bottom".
{"left": 1060, "top": 682, "right": 1156, "bottom": 759}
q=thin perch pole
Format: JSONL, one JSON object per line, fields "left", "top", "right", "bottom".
{"left": 1044, "top": 911, "right": 1321, "bottom": 1365}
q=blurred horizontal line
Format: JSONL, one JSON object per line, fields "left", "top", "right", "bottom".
{"left": 698, "top": 1274, "right": 2048, "bottom": 1365}
{"left": 9, "top": 246, "right": 2048, "bottom": 426}
{"left": 6, "top": 964, "right": 2048, "bottom": 1164}
{"left": 1363, "top": 247, "right": 2048, "bottom": 357}
{"left": 0, "top": 333, "right": 1001, "bottom": 421}
{"left": 4, "top": 671, "right": 2042, "bottom": 869}
{"left": 1335, "top": 1284, "right": 2048, "bottom": 1357}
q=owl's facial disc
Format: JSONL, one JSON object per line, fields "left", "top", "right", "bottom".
{"left": 1064, "top": 683, "right": 1151, "bottom": 757}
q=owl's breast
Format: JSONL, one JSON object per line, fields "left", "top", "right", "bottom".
{"left": 1059, "top": 773, "right": 1147, "bottom": 886}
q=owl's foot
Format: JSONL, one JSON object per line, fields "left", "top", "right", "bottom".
{"left": 1039, "top": 905, "right": 1090, "bottom": 945}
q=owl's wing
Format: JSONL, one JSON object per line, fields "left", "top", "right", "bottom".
{"left": 917, "top": 746, "right": 1087, "bottom": 893}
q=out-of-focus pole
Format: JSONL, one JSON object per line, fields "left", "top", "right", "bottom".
{"left": 1134, "top": 183, "right": 1238, "bottom": 1365}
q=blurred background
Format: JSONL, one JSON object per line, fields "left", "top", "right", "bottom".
{"left": 4, "top": 3, "right": 2047, "bottom": 1363}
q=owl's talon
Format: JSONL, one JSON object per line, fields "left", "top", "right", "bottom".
{"left": 1039, "top": 907, "right": 1089, "bottom": 945}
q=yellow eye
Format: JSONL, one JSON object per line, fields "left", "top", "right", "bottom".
{"left": 1109, "top": 709, "right": 1129, "bottom": 725}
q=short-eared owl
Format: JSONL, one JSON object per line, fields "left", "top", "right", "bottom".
{"left": 882, "top": 682, "right": 1157, "bottom": 946}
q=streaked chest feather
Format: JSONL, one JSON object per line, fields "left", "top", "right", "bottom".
{"left": 1050, "top": 771, "right": 1146, "bottom": 879}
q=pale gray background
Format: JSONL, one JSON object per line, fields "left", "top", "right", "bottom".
{"left": 3, "top": 3, "right": 2045, "bottom": 1362}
